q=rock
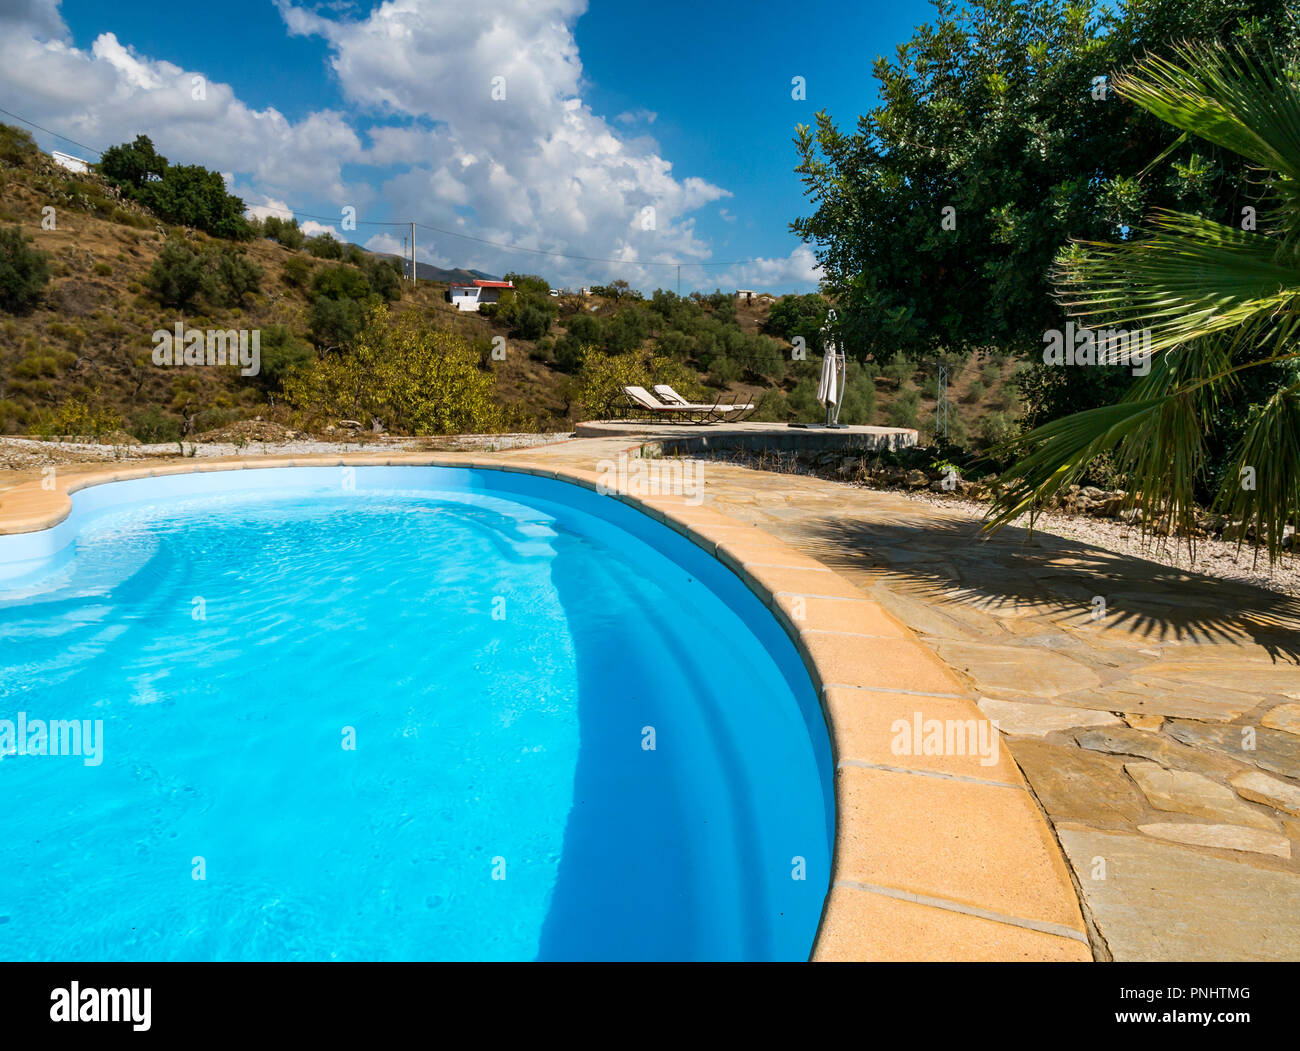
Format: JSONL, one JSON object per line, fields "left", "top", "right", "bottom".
{"left": 1123, "top": 714, "right": 1164, "bottom": 732}
{"left": 1057, "top": 829, "right": 1300, "bottom": 960}
{"left": 339, "top": 419, "right": 363, "bottom": 430}
{"left": 936, "top": 640, "right": 1101, "bottom": 697}
{"left": 978, "top": 697, "right": 1121, "bottom": 737}
{"left": 1163, "top": 719, "right": 1300, "bottom": 779}
{"left": 1124, "top": 763, "right": 1278, "bottom": 829}
{"left": 1010, "top": 738, "right": 1147, "bottom": 824}
{"left": 1262, "top": 703, "right": 1300, "bottom": 737}
{"left": 1075, "top": 727, "right": 1239, "bottom": 780}
{"left": 1137, "top": 822, "right": 1291, "bottom": 858}
{"left": 904, "top": 469, "right": 928, "bottom": 488}
{"left": 1231, "top": 771, "right": 1300, "bottom": 817}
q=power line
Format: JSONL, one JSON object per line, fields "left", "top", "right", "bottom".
{"left": 0, "top": 107, "right": 104, "bottom": 156}
{"left": 3, "top": 105, "right": 770, "bottom": 272}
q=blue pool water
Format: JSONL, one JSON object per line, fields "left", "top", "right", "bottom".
{"left": 0, "top": 467, "right": 832, "bottom": 961}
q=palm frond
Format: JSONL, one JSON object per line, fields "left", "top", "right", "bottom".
{"left": 986, "top": 399, "right": 1167, "bottom": 529}
{"left": 1115, "top": 42, "right": 1300, "bottom": 199}
{"left": 1054, "top": 212, "right": 1300, "bottom": 356}
{"left": 1216, "top": 379, "right": 1300, "bottom": 562}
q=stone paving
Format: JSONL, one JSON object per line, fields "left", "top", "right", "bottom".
{"left": 517, "top": 437, "right": 1300, "bottom": 961}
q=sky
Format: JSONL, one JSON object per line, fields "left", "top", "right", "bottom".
{"left": 0, "top": 0, "right": 936, "bottom": 294}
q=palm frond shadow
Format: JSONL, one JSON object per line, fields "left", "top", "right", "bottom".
{"left": 801, "top": 514, "right": 1300, "bottom": 664}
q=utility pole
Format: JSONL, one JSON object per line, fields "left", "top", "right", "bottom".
{"left": 676, "top": 264, "right": 680, "bottom": 296}
{"left": 410, "top": 220, "right": 416, "bottom": 285}
{"left": 401, "top": 236, "right": 407, "bottom": 278}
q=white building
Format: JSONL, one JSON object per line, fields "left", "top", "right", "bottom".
{"left": 448, "top": 279, "right": 514, "bottom": 311}
{"left": 51, "top": 150, "right": 90, "bottom": 174}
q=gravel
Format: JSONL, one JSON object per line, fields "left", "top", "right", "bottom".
{"left": 0, "top": 432, "right": 573, "bottom": 472}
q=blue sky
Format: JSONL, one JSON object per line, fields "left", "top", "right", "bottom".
{"left": 3, "top": 0, "right": 936, "bottom": 292}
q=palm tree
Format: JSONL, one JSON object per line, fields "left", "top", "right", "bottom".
{"left": 989, "top": 41, "right": 1300, "bottom": 561}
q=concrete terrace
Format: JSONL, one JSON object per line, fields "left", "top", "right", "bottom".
{"left": 2, "top": 427, "right": 1297, "bottom": 960}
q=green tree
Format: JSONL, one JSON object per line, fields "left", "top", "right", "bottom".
{"left": 99, "top": 134, "right": 168, "bottom": 190}
{"left": 139, "top": 164, "right": 252, "bottom": 239}
{"left": 145, "top": 237, "right": 206, "bottom": 310}
{"left": 991, "top": 42, "right": 1300, "bottom": 560}
{"left": 0, "top": 227, "right": 51, "bottom": 313}
{"left": 762, "top": 293, "right": 827, "bottom": 349}
{"left": 255, "top": 324, "right": 314, "bottom": 395}
{"left": 791, "top": 0, "right": 1294, "bottom": 367}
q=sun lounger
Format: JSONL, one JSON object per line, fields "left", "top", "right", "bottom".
{"left": 653, "top": 385, "right": 762, "bottom": 422}
{"left": 611, "top": 386, "right": 725, "bottom": 423}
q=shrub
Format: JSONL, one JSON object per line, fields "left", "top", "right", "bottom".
{"left": 762, "top": 293, "right": 827, "bottom": 347}
{"left": 838, "top": 361, "right": 876, "bottom": 425}
{"left": 0, "top": 123, "right": 36, "bottom": 167}
{"left": 282, "top": 255, "right": 310, "bottom": 289}
{"left": 145, "top": 237, "right": 206, "bottom": 310}
{"left": 707, "top": 356, "right": 741, "bottom": 387}
{"left": 963, "top": 379, "right": 986, "bottom": 403}
{"left": 207, "top": 248, "right": 262, "bottom": 305}
{"left": 284, "top": 305, "right": 503, "bottom": 434}
{"left": 262, "top": 215, "right": 306, "bottom": 250}
{"left": 312, "top": 264, "right": 374, "bottom": 302}
{"left": 887, "top": 384, "right": 921, "bottom": 428}
{"left": 883, "top": 351, "right": 916, "bottom": 388}
{"left": 39, "top": 396, "right": 122, "bottom": 441}
{"left": 306, "top": 232, "right": 344, "bottom": 259}
{"left": 570, "top": 346, "right": 703, "bottom": 418}
{"left": 254, "top": 325, "right": 313, "bottom": 394}
{"left": 509, "top": 303, "right": 552, "bottom": 341}
{"left": 308, "top": 295, "right": 368, "bottom": 350}
{"left": 978, "top": 410, "right": 1018, "bottom": 450}
{"left": 0, "top": 226, "right": 51, "bottom": 313}
{"left": 745, "top": 335, "right": 787, "bottom": 382}
{"left": 128, "top": 407, "right": 182, "bottom": 444}
{"left": 363, "top": 257, "right": 402, "bottom": 302}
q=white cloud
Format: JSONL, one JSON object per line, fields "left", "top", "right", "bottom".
{"left": 0, "top": 24, "right": 363, "bottom": 201}
{"left": 616, "top": 109, "right": 657, "bottom": 124}
{"left": 0, "top": 0, "right": 763, "bottom": 290}
{"left": 713, "top": 244, "right": 822, "bottom": 293}
{"left": 276, "top": 0, "right": 730, "bottom": 286}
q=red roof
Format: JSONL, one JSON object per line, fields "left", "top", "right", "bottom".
{"left": 473, "top": 280, "right": 513, "bottom": 288}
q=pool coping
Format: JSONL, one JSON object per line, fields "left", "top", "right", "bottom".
{"left": 0, "top": 452, "right": 1091, "bottom": 962}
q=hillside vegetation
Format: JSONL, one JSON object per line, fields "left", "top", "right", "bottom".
{"left": 0, "top": 123, "right": 1021, "bottom": 447}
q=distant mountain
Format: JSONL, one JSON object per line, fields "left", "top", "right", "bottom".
{"left": 374, "top": 254, "right": 501, "bottom": 285}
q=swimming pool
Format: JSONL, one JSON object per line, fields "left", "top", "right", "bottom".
{"left": 0, "top": 466, "right": 833, "bottom": 961}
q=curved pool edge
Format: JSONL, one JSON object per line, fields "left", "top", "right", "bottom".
{"left": 0, "top": 451, "right": 1092, "bottom": 962}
